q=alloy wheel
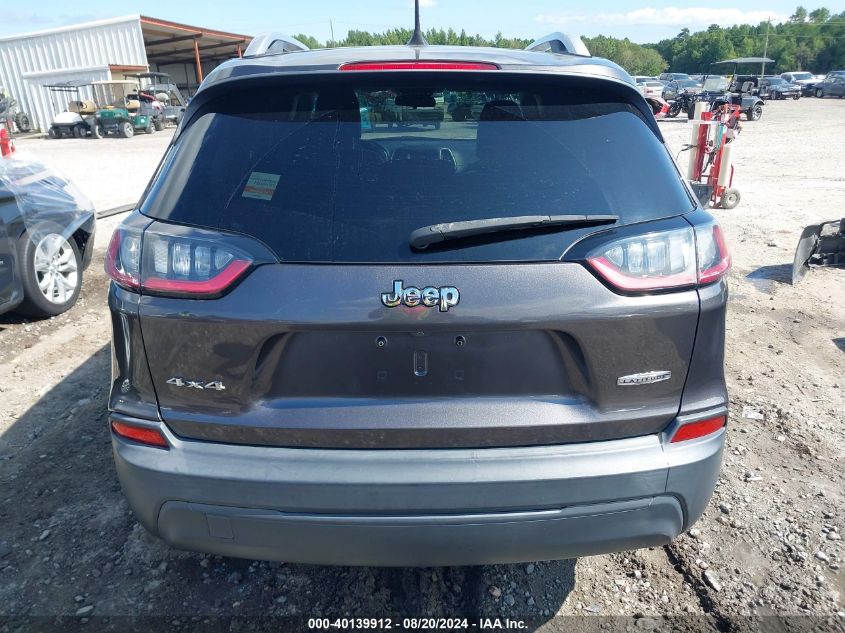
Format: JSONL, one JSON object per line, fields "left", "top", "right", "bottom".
{"left": 33, "top": 234, "right": 79, "bottom": 304}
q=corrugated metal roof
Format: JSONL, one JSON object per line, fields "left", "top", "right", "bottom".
{"left": 0, "top": 15, "right": 147, "bottom": 132}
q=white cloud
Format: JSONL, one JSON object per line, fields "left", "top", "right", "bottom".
{"left": 535, "top": 7, "right": 788, "bottom": 28}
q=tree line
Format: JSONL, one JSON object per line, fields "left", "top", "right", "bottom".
{"left": 293, "top": 8, "right": 845, "bottom": 76}
{"left": 652, "top": 7, "right": 845, "bottom": 73}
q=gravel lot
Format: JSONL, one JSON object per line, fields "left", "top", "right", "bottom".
{"left": 0, "top": 98, "right": 843, "bottom": 631}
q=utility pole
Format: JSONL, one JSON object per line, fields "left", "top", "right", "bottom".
{"left": 330, "top": 20, "right": 335, "bottom": 47}
{"left": 761, "top": 18, "right": 771, "bottom": 76}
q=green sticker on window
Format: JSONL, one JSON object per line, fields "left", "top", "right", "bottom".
{"left": 242, "top": 172, "right": 280, "bottom": 201}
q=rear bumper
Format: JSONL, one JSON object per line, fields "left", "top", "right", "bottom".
{"left": 112, "top": 414, "right": 725, "bottom": 566}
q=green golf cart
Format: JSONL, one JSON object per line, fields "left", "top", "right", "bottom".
{"left": 91, "top": 80, "right": 160, "bottom": 138}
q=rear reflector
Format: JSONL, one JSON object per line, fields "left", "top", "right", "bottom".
{"left": 339, "top": 61, "right": 498, "bottom": 71}
{"left": 111, "top": 421, "right": 169, "bottom": 448}
{"left": 670, "top": 415, "right": 726, "bottom": 443}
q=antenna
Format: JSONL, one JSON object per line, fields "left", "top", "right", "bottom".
{"left": 407, "top": 0, "right": 428, "bottom": 46}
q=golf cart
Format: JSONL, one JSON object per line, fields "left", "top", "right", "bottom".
{"left": 126, "top": 72, "right": 187, "bottom": 127}
{"left": 45, "top": 81, "right": 97, "bottom": 139}
{"left": 700, "top": 58, "right": 771, "bottom": 121}
{"left": 91, "top": 81, "right": 162, "bottom": 138}
{"left": 0, "top": 85, "right": 32, "bottom": 133}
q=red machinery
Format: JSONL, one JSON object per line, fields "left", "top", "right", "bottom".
{"left": 687, "top": 103, "right": 742, "bottom": 209}
{"left": 0, "top": 128, "right": 15, "bottom": 157}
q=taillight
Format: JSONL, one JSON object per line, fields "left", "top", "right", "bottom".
{"left": 141, "top": 233, "right": 252, "bottom": 298}
{"left": 587, "top": 227, "right": 698, "bottom": 291}
{"left": 696, "top": 223, "right": 731, "bottom": 284}
{"left": 670, "top": 415, "right": 726, "bottom": 443}
{"left": 586, "top": 222, "right": 730, "bottom": 292}
{"left": 105, "top": 229, "right": 141, "bottom": 290}
{"left": 111, "top": 420, "right": 169, "bottom": 448}
{"left": 339, "top": 61, "right": 498, "bottom": 71}
{"left": 105, "top": 227, "right": 255, "bottom": 298}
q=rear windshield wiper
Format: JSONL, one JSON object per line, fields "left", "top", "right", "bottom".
{"left": 409, "top": 214, "right": 619, "bottom": 250}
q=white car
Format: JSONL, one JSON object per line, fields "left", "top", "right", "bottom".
{"left": 634, "top": 77, "right": 665, "bottom": 99}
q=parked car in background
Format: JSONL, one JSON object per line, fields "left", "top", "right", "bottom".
{"left": 105, "top": 32, "right": 730, "bottom": 567}
{"left": 0, "top": 158, "right": 95, "bottom": 317}
{"left": 635, "top": 78, "right": 665, "bottom": 99}
{"left": 760, "top": 76, "right": 801, "bottom": 100}
{"left": 662, "top": 79, "right": 702, "bottom": 101}
{"left": 816, "top": 73, "right": 845, "bottom": 98}
{"left": 658, "top": 72, "right": 691, "bottom": 82}
{"left": 780, "top": 71, "right": 820, "bottom": 96}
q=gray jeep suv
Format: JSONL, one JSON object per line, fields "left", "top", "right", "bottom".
{"left": 106, "top": 32, "right": 730, "bottom": 566}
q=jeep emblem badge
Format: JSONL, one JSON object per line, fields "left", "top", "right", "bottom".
{"left": 381, "top": 280, "right": 459, "bottom": 312}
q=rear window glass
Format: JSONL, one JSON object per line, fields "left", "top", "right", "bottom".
{"left": 141, "top": 78, "right": 693, "bottom": 262}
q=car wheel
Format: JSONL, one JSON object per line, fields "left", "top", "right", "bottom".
{"left": 667, "top": 102, "right": 681, "bottom": 118}
{"left": 720, "top": 188, "right": 741, "bottom": 210}
{"left": 154, "top": 117, "right": 165, "bottom": 132}
{"left": 816, "top": 88, "right": 824, "bottom": 98}
{"left": 72, "top": 126, "right": 82, "bottom": 138}
{"left": 118, "top": 121, "right": 134, "bottom": 138}
{"left": 793, "top": 94, "right": 800, "bottom": 100}
{"left": 747, "top": 104, "right": 763, "bottom": 121}
{"left": 47, "top": 127, "right": 60, "bottom": 139}
{"left": 16, "top": 229, "right": 82, "bottom": 318}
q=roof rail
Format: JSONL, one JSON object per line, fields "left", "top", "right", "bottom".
{"left": 243, "top": 32, "right": 309, "bottom": 57}
{"left": 526, "top": 32, "right": 590, "bottom": 57}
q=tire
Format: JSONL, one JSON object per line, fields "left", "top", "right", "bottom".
{"left": 92, "top": 123, "right": 104, "bottom": 139}
{"left": 15, "top": 112, "right": 32, "bottom": 133}
{"left": 720, "top": 188, "right": 741, "bottom": 210}
{"left": 154, "top": 117, "right": 165, "bottom": 132}
{"left": 816, "top": 88, "right": 824, "bottom": 98}
{"left": 47, "top": 127, "right": 59, "bottom": 139}
{"left": 72, "top": 126, "right": 82, "bottom": 138}
{"left": 145, "top": 120, "right": 154, "bottom": 134}
{"left": 747, "top": 104, "right": 763, "bottom": 121}
{"left": 118, "top": 121, "right": 134, "bottom": 138}
{"left": 15, "top": 228, "right": 83, "bottom": 318}
{"left": 667, "top": 102, "right": 681, "bottom": 118}
{"left": 793, "top": 94, "right": 800, "bottom": 100}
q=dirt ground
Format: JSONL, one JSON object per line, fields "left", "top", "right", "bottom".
{"left": 0, "top": 98, "right": 843, "bottom": 631}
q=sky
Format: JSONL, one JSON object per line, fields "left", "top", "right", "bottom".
{"left": 2, "top": 0, "right": 843, "bottom": 44}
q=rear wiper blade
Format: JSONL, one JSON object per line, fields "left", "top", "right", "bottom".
{"left": 409, "top": 214, "right": 619, "bottom": 250}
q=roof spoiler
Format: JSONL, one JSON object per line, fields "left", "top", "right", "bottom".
{"left": 526, "top": 32, "right": 590, "bottom": 57}
{"left": 243, "top": 32, "right": 309, "bottom": 57}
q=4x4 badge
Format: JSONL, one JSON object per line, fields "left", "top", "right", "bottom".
{"left": 166, "top": 377, "right": 226, "bottom": 391}
{"left": 381, "top": 280, "right": 459, "bottom": 312}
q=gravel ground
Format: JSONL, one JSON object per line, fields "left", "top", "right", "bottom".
{"left": 0, "top": 98, "right": 843, "bottom": 631}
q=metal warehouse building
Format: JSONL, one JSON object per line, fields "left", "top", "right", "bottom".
{"left": 0, "top": 15, "right": 251, "bottom": 132}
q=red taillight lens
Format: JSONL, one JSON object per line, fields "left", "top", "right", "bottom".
{"left": 105, "top": 229, "right": 141, "bottom": 290}
{"left": 586, "top": 222, "right": 731, "bottom": 292}
{"left": 105, "top": 228, "right": 254, "bottom": 298}
{"left": 696, "top": 223, "right": 731, "bottom": 284}
{"left": 111, "top": 420, "right": 169, "bottom": 448}
{"left": 339, "top": 61, "right": 498, "bottom": 71}
{"left": 670, "top": 415, "right": 726, "bottom": 443}
{"left": 587, "top": 227, "right": 698, "bottom": 291}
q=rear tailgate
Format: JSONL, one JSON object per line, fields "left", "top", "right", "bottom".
{"left": 140, "top": 260, "right": 698, "bottom": 448}
{"left": 136, "top": 71, "right": 699, "bottom": 448}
